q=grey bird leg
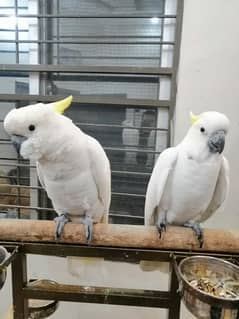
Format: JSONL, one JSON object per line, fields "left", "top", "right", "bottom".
{"left": 80, "top": 215, "right": 93, "bottom": 244}
{"left": 184, "top": 221, "right": 203, "bottom": 248}
{"left": 156, "top": 213, "right": 167, "bottom": 239}
{"left": 54, "top": 213, "right": 69, "bottom": 240}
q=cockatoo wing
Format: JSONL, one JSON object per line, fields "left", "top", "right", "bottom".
{"left": 36, "top": 161, "right": 45, "bottom": 189}
{"left": 87, "top": 136, "right": 111, "bottom": 223}
{"left": 140, "top": 147, "right": 178, "bottom": 272}
{"left": 197, "top": 156, "right": 229, "bottom": 223}
{"left": 67, "top": 136, "right": 111, "bottom": 280}
{"left": 145, "top": 147, "right": 178, "bottom": 225}
{"left": 68, "top": 137, "right": 111, "bottom": 280}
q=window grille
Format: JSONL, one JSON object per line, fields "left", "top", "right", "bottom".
{"left": 0, "top": 0, "right": 183, "bottom": 225}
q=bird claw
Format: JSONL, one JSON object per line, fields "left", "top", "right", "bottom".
{"left": 184, "top": 222, "right": 203, "bottom": 248}
{"left": 156, "top": 223, "right": 167, "bottom": 239}
{"left": 54, "top": 213, "right": 68, "bottom": 240}
{"left": 81, "top": 215, "right": 93, "bottom": 244}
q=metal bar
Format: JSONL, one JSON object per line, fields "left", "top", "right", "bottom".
{"left": 109, "top": 212, "right": 144, "bottom": 221}
{"left": 0, "top": 184, "right": 42, "bottom": 190}
{"left": 0, "top": 94, "right": 170, "bottom": 108}
{"left": 11, "top": 253, "right": 28, "bottom": 319}
{"left": 3, "top": 209, "right": 141, "bottom": 220}
{"left": 0, "top": 209, "right": 142, "bottom": 222}
{"left": 52, "top": 55, "right": 165, "bottom": 60}
{"left": 0, "top": 246, "right": 18, "bottom": 269}
{"left": 0, "top": 141, "right": 14, "bottom": 144}
{"left": 111, "top": 170, "right": 150, "bottom": 177}
{"left": 0, "top": 39, "right": 174, "bottom": 45}
{"left": 15, "top": 0, "right": 19, "bottom": 64}
{"left": 0, "top": 14, "right": 177, "bottom": 18}
{"left": 105, "top": 146, "right": 161, "bottom": 154}
{"left": 23, "top": 283, "right": 171, "bottom": 308}
{"left": 6, "top": 242, "right": 170, "bottom": 261}
{"left": 38, "top": 0, "right": 43, "bottom": 64}
{"left": 0, "top": 64, "right": 173, "bottom": 75}
{"left": 0, "top": 50, "right": 28, "bottom": 54}
{"left": 56, "top": 0, "right": 60, "bottom": 64}
{"left": 16, "top": 152, "right": 21, "bottom": 218}
{"left": 0, "top": 28, "right": 28, "bottom": 32}
{"left": 1, "top": 73, "right": 161, "bottom": 84}
{"left": 169, "top": 0, "right": 184, "bottom": 119}
{"left": 168, "top": 260, "right": 181, "bottom": 319}
{"left": 0, "top": 162, "right": 35, "bottom": 169}
{"left": 45, "top": 0, "right": 53, "bottom": 65}
{"left": 0, "top": 6, "right": 28, "bottom": 10}
{"left": 75, "top": 122, "right": 168, "bottom": 132}
{"left": 52, "top": 35, "right": 163, "bottom": 39}
{"left": 0, "top": 203, "right": 53, "bottom": 212}
{"left": 112, "top": 192, "right": 145, "bottom": 198}
{"left": 0, "top": 174, "right": 28, "bottom": 180}
{"left": 2, "top": 241, "right": 239, "bottom": 261}
{"left": 0, "top": 192, "right": 29, "bottom": 199}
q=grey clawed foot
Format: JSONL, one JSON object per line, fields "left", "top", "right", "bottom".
{"left": 81, "top": 215, "right": 93, "bottom": 245}
{"left": 54, "top": 213, "right": 69, "bottom": 240}
{"left": 184, "top": 221, "right": 203, "bottom": 248}
{"left": 156, "top": 222, "right": 167, "bottom": 239}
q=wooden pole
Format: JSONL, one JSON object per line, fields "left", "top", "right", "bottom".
{"left": 0, "top": 219, "right": 238, "bottom": 253}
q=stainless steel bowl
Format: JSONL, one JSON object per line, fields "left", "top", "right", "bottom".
{"left": 28, "top": 280, "right": 59, "bottom": 319}
{"left": 176, "top": 256, "right": 239, "bottom": 319}
{"left": 0, "top": 246, "right": 9, "bottom": 289}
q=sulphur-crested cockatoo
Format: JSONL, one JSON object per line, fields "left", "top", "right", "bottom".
{"left": 4, "top": 96, "right": 111, "bottom": 277}
{"left": 141, "top": 111, "right": 229, "bottom": 271}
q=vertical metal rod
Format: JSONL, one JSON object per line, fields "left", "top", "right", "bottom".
{"left": 168, "top": 260, "right": 181, "bottom": 319}
{"left": 11, "top": 253, "right": 28, "bottom": 319}
{"left": 16, "top": 155, "right": 21, "bottom": 218}
{"left": 168, "top": 0, "right": 184, "bottom": 145}
{"left": 37, "top": 0, "right": 42, "bottom": 64}
{"left": 159, "top": 0, "right": 166, "bottom": 68}
{"left": 46, "top": 0, "right": 54, "bottom": 94}
{"left": 168, "top": 0, "right": 184, "bottom": 115}
{"left": 15, "top": 0, "right": 19, "bottom": 63}
{"left": 56, "top": 0, "right": 60, "bottom": 64}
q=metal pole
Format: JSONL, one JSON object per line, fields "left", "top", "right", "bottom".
{"left": 11, "top": 253, "right": 28, "bottom": 319}
{"left": 168, "top": 260, "right": 181, "bottom": 319}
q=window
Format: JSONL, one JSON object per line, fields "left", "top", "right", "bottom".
{"left": 0, "top": 0, "right": 183, "bottom": 224}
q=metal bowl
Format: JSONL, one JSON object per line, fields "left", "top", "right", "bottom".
{"left": 28, "top": 280, "right": 59, "bottom": 319}
{"left": 0, "top": 246, "right": 9, "bottom": 289}
{"left": 177, "top": 256, "right": 239, "bottom": 319}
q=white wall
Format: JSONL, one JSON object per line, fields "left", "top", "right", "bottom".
{"left": 174, "top": 0, "right": 239, "bottom": 231}
{"left": 1, "top": 0, "right": 239, "bottom": 318}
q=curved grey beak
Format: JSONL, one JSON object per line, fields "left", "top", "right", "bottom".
{"left": 208, "top": 130, "right": 225, "bottom": 154}
{"left": 11, "top": 135, "right": 27, "bottom": 154}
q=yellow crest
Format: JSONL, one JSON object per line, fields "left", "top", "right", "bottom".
{"left": 190, "top": 111, "right": 200, "bottom": 124}
{"left": 53, "top": 95, "right": 73, "bottom": 114}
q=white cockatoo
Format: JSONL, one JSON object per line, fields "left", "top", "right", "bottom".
{"left": 4, "top": 96, "right": 111, "bottom": 277}
{"left": 141, "top": 111, "right": 229, "bottom": 271}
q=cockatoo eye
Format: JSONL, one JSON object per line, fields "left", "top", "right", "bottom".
{"left": 200, "top": 127, "right": 205, "bottom": 133}
{"left": 28, "top": 124, "right": 35, "bottom": 131}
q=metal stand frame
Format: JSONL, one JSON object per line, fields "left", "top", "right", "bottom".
{"left": 1, "top": 241, "right": 239, "bottom": 319}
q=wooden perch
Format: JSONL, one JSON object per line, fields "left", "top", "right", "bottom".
{"left": 0, "top": 219, "right": 238, "bottom": 253}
